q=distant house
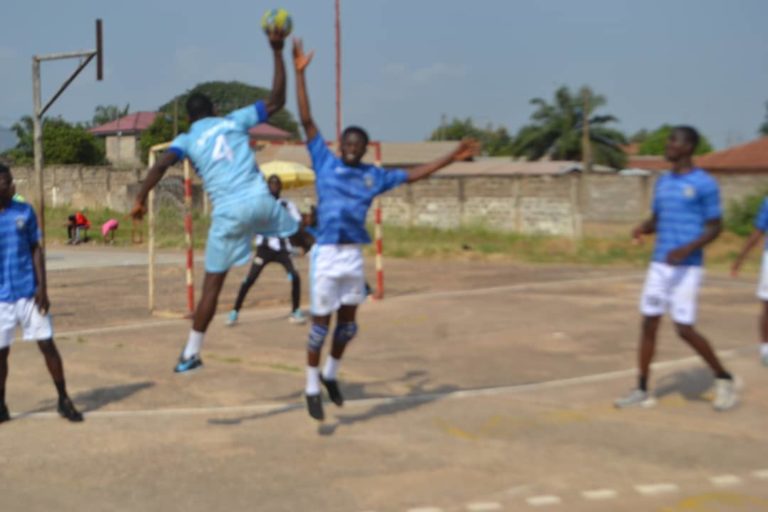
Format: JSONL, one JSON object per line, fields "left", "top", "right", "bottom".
{"left": 90, "top": 112, "right": 158, "bottom": 167}
{"left": 91, "top": 112, "right": 293, "bottom": 167}
{"left": 697, "top": 136, "right": 768, "bottom": 173}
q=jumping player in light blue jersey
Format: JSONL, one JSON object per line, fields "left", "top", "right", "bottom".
{"left": 293, "top": 38, "right": 480, "bottom": 420}
{"left": 615, "top": 126, "right": 738, "bottom": 411}
{"left": 131, "top": 28, "right": 298, "bottom": 373}
{"left": 731, "top": 197, "right": 768, "bottom": 365}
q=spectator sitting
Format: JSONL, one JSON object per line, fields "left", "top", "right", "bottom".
{"left": 66, "top": 214, "right": 77, "bottom": 244}
{"left": 69, "top": 210, "right": 90, "bottom": 245}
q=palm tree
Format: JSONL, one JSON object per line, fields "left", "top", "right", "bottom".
{"left": 512, "top": 86, "right": 627, "bottom": 169}
{"left": 91, "top": 104, "right": 130, "bottom": 127}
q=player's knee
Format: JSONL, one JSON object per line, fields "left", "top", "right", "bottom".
{"left": 307, "top": 323, "right": 329, "bottom": 353}
{"left": 674, "top": 323, "right": 695, "bottom": 339}
{"left": 37, "top": 339, "right": 56, "bottom": 354}
{"left": 333, "top": 322, "right": 358, "bottom": 347}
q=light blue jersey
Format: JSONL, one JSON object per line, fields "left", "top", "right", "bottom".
{"left": 169, "top": 101, "right": 298, "bottom": 273}
{"left": 754, "top": 198, "right": 768, "bottom": 248}
{"left": 169, "top": 101, "right": 269, "bottom": 208}
{"left": 652, "top": 168, "right": 721, "bottom": 266}
{"left": 307, "top": 133, "right": 409, "bottom": 245}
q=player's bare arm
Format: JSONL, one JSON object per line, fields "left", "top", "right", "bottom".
{"left": 731, "top": 228, "right": 764, "bottom": 276}
{"left": 31, "top": 241, "right": 49, "bottom": 314}
{"left": 666, "top": 218, "right": 722, "bottom": 265}
{"left": 130, "top": 151, "right": 180, "bottom": 220}
{"left": 406, "top": 138, "right": 480, "bottom": 184}
{"left": 264, "top": 28, "right": 288, "bottom": 117}
{"left": 632, "top": 214, "right": 657, "bottom": 244}
{"left": 293, "top": 38, "right": 318, "bottom": 141}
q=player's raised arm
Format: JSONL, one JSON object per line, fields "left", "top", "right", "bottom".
{"left": 264, "top": 28, "right": 288, "bottom": 117}
{"left": 293, "top": 38, "right": 318, "bottom": 141}
{"left": 130, "top": 151, "right": 180, "bottom": 220}
{"left": 406, "top": 138, "right": 480, "bottom": 184}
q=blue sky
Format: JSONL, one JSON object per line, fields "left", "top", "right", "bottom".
{"left": 1, "top": 0, "right": 767, "bottom": 149}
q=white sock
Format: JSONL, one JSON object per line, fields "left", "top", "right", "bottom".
{"left": 761, "top": 343, "right": 768, "bottom": 357}
{"left": 322, "top": 356, "right": 341, "bottom": 381}
{"left": 305, "top": 366, "right": 321, "bottom": 395}
{"left": 183, "top": 330, "right": 204, "bottom": 360}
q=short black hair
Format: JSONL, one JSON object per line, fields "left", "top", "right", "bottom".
{"left": 186, "top": 93, "right": 214, "bottom": 120}
{"left": 673, "top": 125, "right": 700, "bottom": 151}
{"left": 267, "top": 174, "right": 282, "bottom": 185}
{"left": 342, "top": 126, "right": 370, "bottom": 145}
{"left": 0, "top": 163, "right": 10, "bottom": 178}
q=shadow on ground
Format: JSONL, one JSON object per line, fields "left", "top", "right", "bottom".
{"left": 654, "top": 367, "right": 714, "bottom": 402}
{"left": 206, "top": 370, "right": 460, "bottom": 436}
{"left": 19, "top": 381, "right": 155, "bottom": 417}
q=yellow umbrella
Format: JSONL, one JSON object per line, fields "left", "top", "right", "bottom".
{"left": 260, "top": 161, "right": 316, "bottom": 190}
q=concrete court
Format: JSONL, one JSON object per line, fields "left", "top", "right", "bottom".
{"left": 1, "top": 247, "right": 768, "bottom": 512}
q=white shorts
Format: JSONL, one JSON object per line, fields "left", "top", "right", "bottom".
{"left": 310, "top": 244, "right": 366, "bottom": 316}
{"left": 757, "top": 251, "right": 768, "bottom": 301}
{"left": 0, "top": 298, "right": 54, "bottom": 349}
{"left": 640, "top": 262, "right": 703, "bottom": 325}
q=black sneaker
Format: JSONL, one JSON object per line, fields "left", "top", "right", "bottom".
{"left": 58, "top": 398, "right": 84, "bottom": 422}
{"left": 0, "top": 403, "right": 10, "bottom": 423}
{"left": 320, "top": 375, "right": 344, "bottom": 407}
{"left": 305, "top": 393, "right": 324, "bottom": 421}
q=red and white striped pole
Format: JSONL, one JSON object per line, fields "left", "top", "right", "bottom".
{"left": 373, "top": 142, "right": 384, "bottom": 300}
{"left": 183, "top": 159, "right": 195, "bottom": 316}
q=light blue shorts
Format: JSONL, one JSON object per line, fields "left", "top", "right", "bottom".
{"left": 205, "top": 193, "right": 299, "bottom": 273}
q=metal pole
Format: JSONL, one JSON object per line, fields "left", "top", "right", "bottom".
{"left": 32, "top": 58, "right": 45, "bottom": 249}
{"left": 183, "top": 159, "right": 195, "bottom": 315}
{"left": 581, "top": 88, "right": 592, "bottom": 173}
{"left": 147, "top": 151, "right": 157, "bottom": 314}
{"left": 335, "top": 0, "right": 342, "bottom": 143}
{"left": 373, "top": 142, "right": 384, "bottom": 300}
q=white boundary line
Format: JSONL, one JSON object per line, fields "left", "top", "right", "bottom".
{"left": 13, "top": 346, "right": 743, "bottom": 420}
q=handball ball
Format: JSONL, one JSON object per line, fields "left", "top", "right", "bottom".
{"left": 261, "top": 8, "right": 293, "bottom": 36}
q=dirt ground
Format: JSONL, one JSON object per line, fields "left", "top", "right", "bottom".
{"left": 2, "top": 247, "right": 768, "bottom": 512}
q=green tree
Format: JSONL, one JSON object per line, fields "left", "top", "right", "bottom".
{"left": 140, "top": 80, "right": 301, "bottom": 162}
{"left": 2, "top": 116, "right": 104, "bottom": 165}
{"left": 92, "top": 104, "right": 130, "bottom": 126}
{"left": 512, "top": 86, "right": 627, "bottom": 169}
{"left": 637, "top": 124, "right": 714, "bottom": 156}
{"left": 629, "top": 129, "right": 649, "bottom": 144}
{"left": 760, "top": 102, "right": 768, "bottom": 136}
{"left": 429, "top": 117, "right": 515, "bottom": 156}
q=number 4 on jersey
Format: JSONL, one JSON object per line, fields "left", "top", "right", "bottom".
{"left": 213, "top": 134, "right": 234, "bottom": 162}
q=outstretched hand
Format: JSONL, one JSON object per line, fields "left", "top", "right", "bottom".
{"left": 453, "top": 138, "right": 481, "bottom": 161}
{"left": 267, "top": 27, "right": 288, "bottom": 51}
{"left": 130, "top": 202, "right": 147, "bottom": 221}
{"left": 292, "top": 38, "right": 314, "bottom": 72}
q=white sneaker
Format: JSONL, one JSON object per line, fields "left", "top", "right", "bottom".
{"left": 289, "top": 310, "right": 307, "bottom": 325}
{"left": 614, "top": 388, "right": 656, "bottom": 409}
{"left": 713, "top": 377, "right": 740, "bottom": 411}
{"left": 225, "top": 310, "right": 238, "bottom": 326}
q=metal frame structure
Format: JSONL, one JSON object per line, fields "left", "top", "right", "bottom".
{"left": 32, "top": 19, "right": 103, "bottom": 247}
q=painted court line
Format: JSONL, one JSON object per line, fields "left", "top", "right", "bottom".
{"left": 634, "top": 483, "right": 679, "bottom": 496}
{"left": 526, "top": 495, "right": 561, "bottom": 506}
{"left": 466, "top": 502, "right": 502, "bottom": 511}
{"left": 709, "top": 474, "right": 742, "bottom": 487}
{"left": 14, "top": 346, "right": 743, "bottom": 421}
{"left": 752, "top": 469, "right": 768, "bottom": 480}
{"left": 581, "top": 489, "right": 618, "bottom": 500}
{"left": 407, "top": 507, "right": 443, "bottom": 512}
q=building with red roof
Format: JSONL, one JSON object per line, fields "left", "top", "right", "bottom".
{"left": 90, "top": 112, "right": 158, "bottom": 167}
{"left": 697, "top": 137, "right": 768, "bottom": 173}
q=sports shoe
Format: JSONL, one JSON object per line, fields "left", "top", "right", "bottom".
{"left": 0, "top": 403, "right": 10, "bottom": 423}
{"left": 614, "top": 388, "right": 656, "bottom": 409}
{"left": 305, "top": 393, "right": 324, "bottom": 421}
{"left": 289, "top": 310, "right": 307, "bottom": 325}
{"left": 713, "top": 377, "right": 739, "bottom": 411}
{"left": 58, "top": 397, "right": 83, "bottom": 422}
{"left": 174, "top": 353, "right": 203, "bottom": 373}
{"left": 320, "top": 375, "right": 344, "bottom": 406}
{"left": 225, "top": 310, "right": 238, "bottom": 326}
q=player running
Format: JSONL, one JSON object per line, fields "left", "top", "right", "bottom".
{"left": 0, "top": 164, "right": 82, "bottom": 423}
{"left": 293, "top": 38, "right": 480, "bottom": 420}
{"left": 226, "top": 174, "right": 307, "bottom": 326}
{"left": 731, "top": 196, "right": 768, "bottom": 366}
{"left": 131, "top": 28, "right": 298, "bottom": 373}
{"left": 615, "top": 126, "right": 739, "bottom": 411}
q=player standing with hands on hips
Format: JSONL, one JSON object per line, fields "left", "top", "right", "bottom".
{"left": 615, "top": 126, "right": 739, "bottom": 411}
{"left": 131, "top": 25, "right": 299, "bottom": 373}
{"left": 293, "top": 38, "right": 480, "bottom": 420}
